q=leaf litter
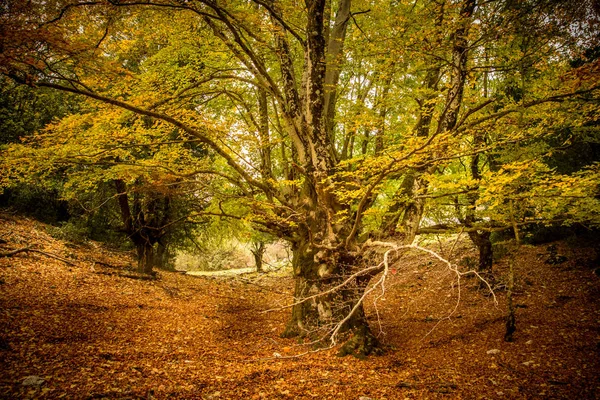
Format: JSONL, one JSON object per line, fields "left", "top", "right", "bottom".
{"left": 1, "top": 213, "right": 599, "bottom": 399}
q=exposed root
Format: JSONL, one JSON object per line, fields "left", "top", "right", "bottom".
{"left": 337, "top": 327, "right": 384, "bottom": 359}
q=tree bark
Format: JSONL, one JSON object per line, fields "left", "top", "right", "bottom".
{"left": 467, "top": 230, "right": 493, "bottom": 272}
{"left": 463, "top": 122, "right": 494, "bottom": 273}
{"left": 154, "top": 241, "right": 173, "bottom": 271}
{"left": 274, "top": 0, "right": 381, "bottom": 356}
{"left": 251, "top": 241, "right": 266, "bottom": 273}
{"left": 437, "top": 0, "right": 476, "bottom": 134}
{"left": 282, "top": 236, "right": 381, "bottom": 357}
{"left": 114, "top": 179, "right": 169, "bottom": 275}
{"left": 135, "top": 239, "right": 155, "bottom": 275}
{"left": 323, "top": 0, "right": 352, "bottom": 153}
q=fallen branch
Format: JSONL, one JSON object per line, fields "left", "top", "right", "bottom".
{"left": 93, "top": 270, "right": 157, "bottom": 280}
{"left": 0, "top": 247, "right": 31, "bottom": 257}
{"left": 0, "top": 246, "right": 79, "bottom": 267}
{"left": 262, "top": 240, "right": 497, "bottom": 350}
{"left": 87, "top": 259, "right": 128, "bottom": 270}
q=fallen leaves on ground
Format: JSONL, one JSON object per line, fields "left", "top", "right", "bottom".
{"left": 1, "top": 213, "right": 599, "bottom": 399}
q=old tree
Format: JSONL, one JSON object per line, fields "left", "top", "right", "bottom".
{"left": 2, "top": 0, "right": 599, "bottom": 355}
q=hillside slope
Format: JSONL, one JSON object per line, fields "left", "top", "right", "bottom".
{"left": 0, "top": 213, "right": 599, "bottom": 399}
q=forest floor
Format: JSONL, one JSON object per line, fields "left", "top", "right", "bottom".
{"left": 1, "top": 212, "right": 599, "bottom": 399}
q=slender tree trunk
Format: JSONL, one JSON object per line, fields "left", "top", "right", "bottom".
{"left": 505, "top": 200, "right": 519, "bottom": 341}
{"left": 464, "top": 131, "right": 494, "bottom": 273}
{"left": 505, "top": 256, "right": 516, "bottom": 341}
{"left": 437, "top": 0, "right": 476, "bottom": 134}
{"left": 251, "top": 241, "right": 266, "bottom": 273}
{"left": 381, "top": 170, "right": 426, "bottom": 240}
{"left": 323, "top": 0, "right": 351, "bottom": 156}
{"left": 257, "top": 87, "right": 273, "bottom": 182}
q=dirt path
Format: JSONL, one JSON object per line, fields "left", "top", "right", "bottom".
{"left": 186, "top": 267, "right": 257, "bottom": 277}
{"left": 1, "top": 214, "right": 599, "bottom": 399}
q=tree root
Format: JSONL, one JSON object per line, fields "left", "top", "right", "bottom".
{"left": 337, "top": 327, "right": 384, "bottom": 359}
{"left": 281, "top": 321, "right": 303, "bottom": 339}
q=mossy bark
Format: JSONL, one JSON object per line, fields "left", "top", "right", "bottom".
{"left": 282, "top": 238, "right": 381, "bottom": 357}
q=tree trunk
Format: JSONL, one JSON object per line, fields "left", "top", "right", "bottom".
{"left": 114, "top": 180, "right": 171, "bottom": 276}
{"left": 154, "top": 241, "right": 173, "bottom": 271}
{"left": 382, "top": 170, "right": 427, "bottom": 240}
{"left": 281, "top": 239, "right": 319, "bottom": 339}
{"left": 399, "top": 179, "right": 427, "bottom": 243}
{"left": 478, "top": 233, "right": 493, "bottom": 272}
{"left": 135, "top": 240, "right": 154, "bottom": 275}
{"left": 336, "top": 297, "right": 380, "bottom": 358}
{"left": 464, "top": 125, "right": 493, "bottom": 274}
{"left": 282, "top": 237, "right": 381, "bottom": 357}
{"left": 468, "top": 230, "right": 493, "bottom": 272}
{"left": 251, "top": 241, "right": 266, "bottom": 273}
{"left": 272, "top": 0, "right": 380, "bottom": 357}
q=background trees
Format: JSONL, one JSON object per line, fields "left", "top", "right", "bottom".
{"left": 0, "top": 77, "right": 79, "bottom": 223}
{"left": 1, "top": 0, "right": 599, "bottom": 355}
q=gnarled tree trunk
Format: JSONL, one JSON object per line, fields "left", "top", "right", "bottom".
{"left": 272, "top": 0, "right": 380, "bottom": 356}
{"left": 282, "top": 235, "right": 381, "bottom": 357}
{"left": 114, "top": 179, "right": 170, "bottom": 275}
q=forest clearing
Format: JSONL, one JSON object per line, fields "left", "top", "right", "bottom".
{"left": 1, "top": 213, "right": 599, "bottom": 399}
